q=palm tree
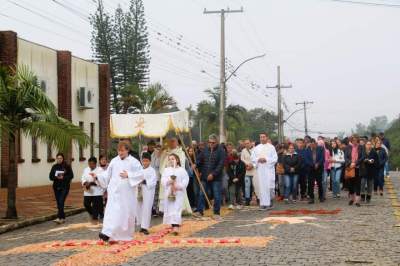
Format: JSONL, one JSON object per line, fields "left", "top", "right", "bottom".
{"left": 195, "top": 87, "right": 246, "bottom": 142}
{"left": 119, "top": 82, "right": 177, "bottom": 114}
{"left": 0, "top": 65, "right": 90, "bottom": 219}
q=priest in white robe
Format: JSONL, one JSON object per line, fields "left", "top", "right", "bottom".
{"left": 95, "top": 141, "right": 144, "bottom": 242}
{"left": 251, "top": 133, "right": 278, "bottom": 209}
{"left": 136, "top": 152, "right": 157, "bottom": 235}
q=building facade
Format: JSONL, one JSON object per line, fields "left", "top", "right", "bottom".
{"left": 0, "top": 31, "right": 110, "bottom": 188}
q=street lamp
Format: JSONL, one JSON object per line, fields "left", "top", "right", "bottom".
{"left": 283, "top": 108, "right": 304, "bottom": 124}
{"left": 201, "top": 53, "right": 266, "bottom": 143}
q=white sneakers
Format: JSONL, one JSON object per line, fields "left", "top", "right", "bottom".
{"left": 53, "top": 218, "right": 65, "bottom": 224}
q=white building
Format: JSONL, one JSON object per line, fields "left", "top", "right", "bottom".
{"left": 0, "top": 31, "right": 110, "bottom": 188}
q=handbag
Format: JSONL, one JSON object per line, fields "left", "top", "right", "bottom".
{"left": 344, "top": 167, "right": 355, "bottom": 179}
{"left": 276, "top": 163, "right": 285, "bottom": 175}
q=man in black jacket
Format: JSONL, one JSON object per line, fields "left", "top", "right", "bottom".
{"left": 195, "top": 134, "right": 226, "bottom": 218}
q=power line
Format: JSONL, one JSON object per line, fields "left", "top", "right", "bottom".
{"left": 6, "top": 0, "right": 88, "bottom": 37}
{"left": 0, "top": 11, "right": 89, "bottom": 47}
{"left": 325, "top": 0, "right": 400, "bottom": 8}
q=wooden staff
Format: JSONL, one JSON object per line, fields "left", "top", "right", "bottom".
{"left": 176, "top": 131, "right": 212, "bottom": 211}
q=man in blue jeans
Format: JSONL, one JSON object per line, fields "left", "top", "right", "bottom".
{"left": 194, "top": 134, "right": 226, "bottom": 219}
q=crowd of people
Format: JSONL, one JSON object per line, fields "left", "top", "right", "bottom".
{"left": 47, "top": 131, "right": 391, "bottom": 242}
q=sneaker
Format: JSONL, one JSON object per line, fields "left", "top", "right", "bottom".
{"left": 213, "top": 215, "right": 223, "bottom": 221}
{"left": 228, "top": 204, "right": 234, "bottom": 210}
{"left": 236, "top": 205, "right": 242, "bottom": 210}
{"left": 333, "top": 195, "right": 337, "bottom": 199}
{"left": 259, "top": 206, "right": 268, "bottom": 211}
{"left": 54, "top": 218, "right": 65, "bottom": 224}
{"left": 292, "top": 199, "right": 297, "bottom": 204}
{"left": 284, "top": 199, "right": 289, "bottom": 204}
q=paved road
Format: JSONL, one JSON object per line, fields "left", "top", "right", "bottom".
{"left": 0, "top": 173, "right": 400, "bottom": 266}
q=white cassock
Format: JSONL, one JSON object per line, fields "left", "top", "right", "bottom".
{"left": 136, "top": 166, "right": 157, "bottom": 230}
{"left": 97, "top": 155, "right": 143, "bottom": 241}
{"left": 251, "top": 143, "right": 278, "bottom": 207}
{"left": 161, "top": 167, "right": 189, "bottom": 225}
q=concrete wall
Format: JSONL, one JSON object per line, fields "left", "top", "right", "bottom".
{"left": 17, "top": 39, "right": 58, "bottom": 187}
{"left": 16, "top": 40, "right": 100, "bottom": 187}
{"left": 70, "top": 56, "right": 100, "bottom": 181}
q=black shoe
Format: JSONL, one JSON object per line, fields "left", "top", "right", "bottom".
{"left": 320, "top": 198, "right": 325, "bottom": 203}
{"left": 99, "top": 232, "right": 110, "bottom": 242}
{"left": 348, "top": 200, "right": 354, "bottom": 206}
{"left": 355, "top": 203, "right": 361, "bottom": 207}
{"left": 366, "top": 195, "right": 371, "bottom": 203}
{"left": 308, "top": 199, "right": 315, "bottom": 204}
{"left": 361, "top": 194, "right": 366, "bottom": 202}
{"left": 140, "top": 228, "right": 150, "bottom": 235}
{"left": 380, "top": 192, "right": 383, "bottom": 196}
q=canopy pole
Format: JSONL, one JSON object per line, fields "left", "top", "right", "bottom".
{"left": 176, "top": 131, "right": 212, "bottom": 212}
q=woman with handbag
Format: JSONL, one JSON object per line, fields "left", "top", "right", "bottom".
{"left": 344, "top": 135, "right": 365, "bottom": 207}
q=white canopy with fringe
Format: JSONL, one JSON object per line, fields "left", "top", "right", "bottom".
{"left": 110, "top": 111, "right": 190, "bottom": 138}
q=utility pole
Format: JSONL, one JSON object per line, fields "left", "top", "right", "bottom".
{"left": 296, "top": 101, "right": 314, "bottom": 136}
{"left": 266, "top": 66, "right": 292, "bottom": 143}
{"left": 204, "top": 7, "right": 243, "bottom": 143}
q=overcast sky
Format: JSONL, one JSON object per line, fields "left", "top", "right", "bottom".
{"left": 1, "top": 0, "right": 399, "bottom": 138}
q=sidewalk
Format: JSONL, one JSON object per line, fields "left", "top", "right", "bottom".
{"left": 0, "top": 182, "right": 84, "bottom": 232}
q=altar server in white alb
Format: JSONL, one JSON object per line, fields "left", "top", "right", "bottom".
{"left": 251, "top": 132, "right": 278, "bottom": 210}
{"left": 81, "top": 156, "right": 105, "bottom": 224}
{"left": 161, "top": 153, "right": 189, "bottom": 235}
{"left": 136, "top": 152, "right": 157, "bottom": 235}
{"left": 93, "top": 141, "right": 144, "bottom": 242}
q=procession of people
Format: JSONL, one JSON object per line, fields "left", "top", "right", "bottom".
{"left": 49, "top": 131, "right": 391, "bottom": 242}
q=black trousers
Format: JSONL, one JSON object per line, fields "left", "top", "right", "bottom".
{"left": 298, "top": 169, "right": 308, "bottom": 197}
{"left": 308, "top": 167, "right": 323, "bottom": 200}
{"left": 348, "top": 169, "right": 361, "bottom": 196}
{"left": 83, "top": 195, "right": 104, "bottom": 220}
{"left": 53, "top": 186, "right": 69, "bottom": 219}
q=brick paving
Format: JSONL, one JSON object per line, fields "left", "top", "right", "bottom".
{"left": 0, "top": 182, "right": 83, "bottom": 224}
{"left": 0, "top": 174, "right": 399, "bottom": 266}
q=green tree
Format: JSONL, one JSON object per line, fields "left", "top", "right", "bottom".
{"left": 90, "top": 0, "right": 150, "bottom": 113}
{"left": 90, "top": 0, "right": 118, "bottom": 112}
{"left": 113, "top": 6, "right": 129, "bottom": 88}
{"left": 368, "top": 115, "right": 388, "bottom": 134}
{"left": 119, "top": 83, "right": 177, "bottom": 114}
{"left": 193, "top": 87, "right": 277, "bottom": 143}
{"left": 0, "top": 66, "right": 89, "bottom": 218}
{"left": 126, "top": 0, "right": 150, "bottom": 86}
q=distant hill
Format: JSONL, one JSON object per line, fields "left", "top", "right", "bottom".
{"left": 385, "top": 118, "right": 400, "bottom": 170}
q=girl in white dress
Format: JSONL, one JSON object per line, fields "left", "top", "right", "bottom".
{"left": 161, "top": 153, "right": 189, "bottom": 235}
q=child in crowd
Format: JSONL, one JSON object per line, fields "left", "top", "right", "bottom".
{"left": 161, "top": 154, "right": 189, "bottom": 236}
{"left": 81, "top": 157, "right": 105, "bottom": 224}
{"left": 226, "top": 151, "right": 246, "bottom": 209}
{"left": 136, "top": 152, "right": 157, "bottom": 235}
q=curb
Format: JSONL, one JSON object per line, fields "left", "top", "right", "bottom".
{"left": 0, "top": 207, "right": 85, "bottom": 234}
